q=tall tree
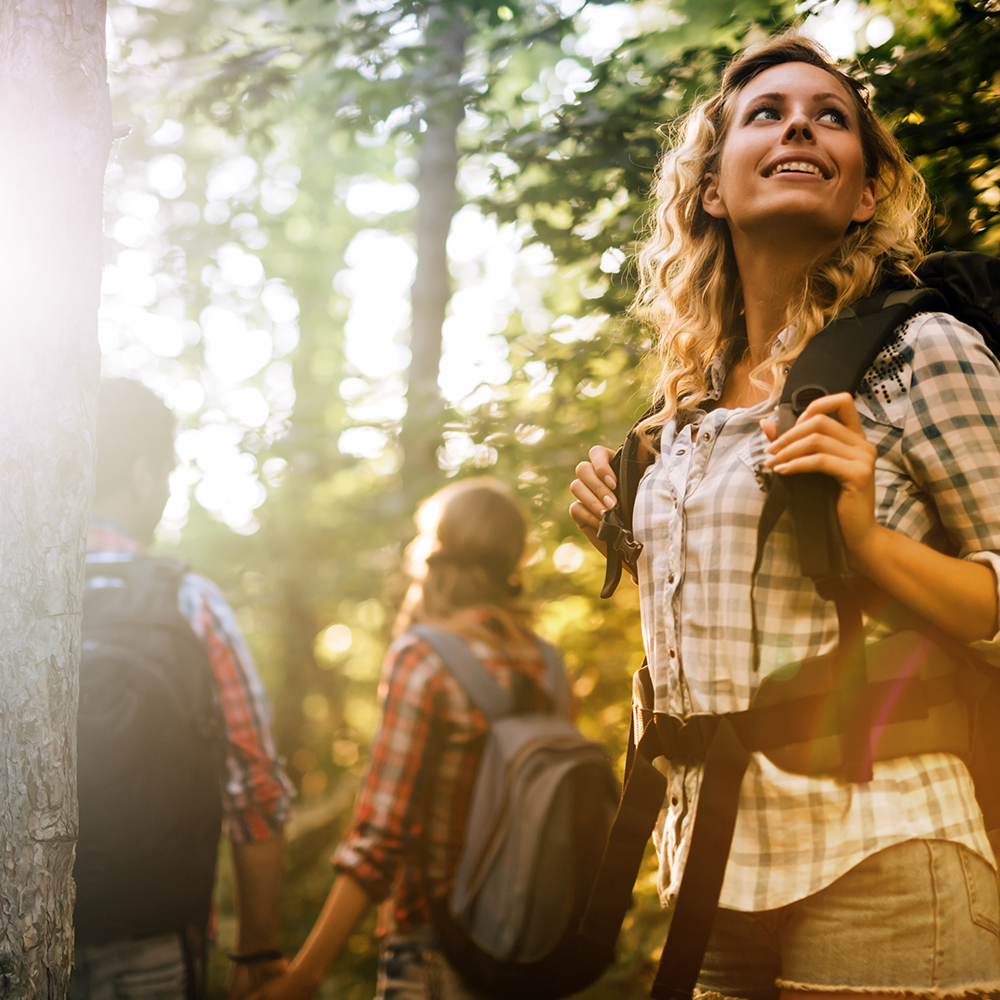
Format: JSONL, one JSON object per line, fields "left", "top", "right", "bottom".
{"left": 399, "top": 7, "right": 469, "bottom": 492}
{"left": 0, "top": 1, "right": 112, "bottom": 996}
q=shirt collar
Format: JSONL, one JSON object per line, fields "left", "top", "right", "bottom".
{"left": 87, "top": 517, "right": 145, "bottom": 555}
{"left": 704, "top": 328, "right": 791, "bottom": 403}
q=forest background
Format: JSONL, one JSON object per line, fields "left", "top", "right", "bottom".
{"left": 99, "top": 0, "right": 1000, "bottom": 996}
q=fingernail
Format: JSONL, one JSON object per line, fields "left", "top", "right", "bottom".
{"left": 604, "top": 476, "right": 616, "bottom": 490}
{"left": 604, "top": 495, "right": 616, "bottom": 509}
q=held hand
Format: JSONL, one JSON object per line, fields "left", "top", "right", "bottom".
{"left": 245, "top": 967, "right": 318, "bottom": 1000}
{"left": 761, "top": 392, "right": 877, "bottom": 556}
{"left": 570, "top": 446, "right": 618, "bottom": 553}
{"left": 227, "top": 960, "right": 290, "bottom": 1000}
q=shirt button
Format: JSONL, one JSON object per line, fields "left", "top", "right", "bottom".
{"left": 669, "top": 648, "right": 676, "bottom": 658}
{"left": 668, "top": 574, "right": 675, "bottom": 584}
{"left": 703, "top": 432, "right": 711, "bottom": 441}
{"left": 676, "top": 448, "right": 686, "bottom": 455}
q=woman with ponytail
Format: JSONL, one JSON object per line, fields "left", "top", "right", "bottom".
{"left": 252, "top": 478, "right": 564, "bottom": 1000}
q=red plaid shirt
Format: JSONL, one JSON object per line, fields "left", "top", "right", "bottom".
{"left": 333, "top": 613, "right": 565, "bottom": 934}
{"left": 86, "top": 519, "right": 293, "bottom": 842}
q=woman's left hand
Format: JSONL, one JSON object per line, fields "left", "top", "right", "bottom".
{"left": 245, "top": 968, "right": 318, "bottom": 1000}
{"left": 760, "top": 392, "right": 877, "bottom": 556}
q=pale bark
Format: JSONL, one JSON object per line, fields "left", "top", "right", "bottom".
{"left": 0, "top": 2, "right": 111, "bottom": 997}
{"left": 399, "top": 8, "right": 468, "bottom": 492}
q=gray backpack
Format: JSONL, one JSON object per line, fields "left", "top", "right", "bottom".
{"left": 410, "top": 625, "right": 618, "bottom": 1000}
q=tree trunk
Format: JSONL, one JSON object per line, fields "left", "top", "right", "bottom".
{"left": 0, "top": 2, "right": 111, "bottom": 996}
{"left": 399, "top": 8, "right": 468, "bottom": 495}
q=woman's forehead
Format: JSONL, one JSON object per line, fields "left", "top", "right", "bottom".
{"left": 734, "top": 61, "right": 854, "bottom": 107}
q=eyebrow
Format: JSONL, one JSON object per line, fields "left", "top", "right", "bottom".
{"left": 749, "top": 91, "right": 850, "bottom": 105}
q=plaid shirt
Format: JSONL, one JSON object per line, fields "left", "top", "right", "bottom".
{"left": 86, "top": 520, "right": 293, "bottom": 842}
{"left": 634, "top": 312, "right": 1000, "bottom": 912}
{"left": 332, "top": 614, "right": 559, "bottom": 934}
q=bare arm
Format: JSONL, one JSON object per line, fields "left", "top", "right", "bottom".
{"left": 248, "top": 874, "right": 373, "bottom": 1000}
{"left": 226, "top": 833, "right": 288, "bottom": 999}
{"left": 763, "top": 392, "right": 998, "bottom": 644}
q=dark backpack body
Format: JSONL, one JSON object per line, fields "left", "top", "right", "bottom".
{"left": 583, "top": 251, "right": 1000, "bottom": 999}
{"left": 74, "top": 556, "right": 225, "bottom": 948}
{"left": 409, "top": 625, "right": 618, "bottom": 1000}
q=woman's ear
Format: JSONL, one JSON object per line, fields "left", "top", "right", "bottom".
{"left": 701, "top": 172, "right": 728, "bottom": 219}
{"left": 852, "top": 177, "right": 877, "bottom": 224}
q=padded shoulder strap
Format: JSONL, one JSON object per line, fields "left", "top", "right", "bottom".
{"left": 408, "top": 625, "right": 514, "bottom": 721}
{"left": 777, "top": 287, "right": 945, "bottom": 434}
{"left": 538, "top": 639, "right": 571, "bottom": 717}
{"left": 83, "top": 556, "right": 191, "bottom": 630}
{"left": 776, "top": 287, "right": 945, "bottom": 591}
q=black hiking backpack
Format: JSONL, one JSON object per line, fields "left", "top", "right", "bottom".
{"left": 74, "top": 556, "right": 225, "bottom": 951}
{"left": 409, "top": 625, "right": 619, "bottom": 1000}
{"left": 580, "top": 250, "right": 1000, "bottom": 1000}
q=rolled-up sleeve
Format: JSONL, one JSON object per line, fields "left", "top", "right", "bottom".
{"left": 180, "top": 573, "right": 295, "bottom": 841}
{"left": 901, "top": 313, "right": 1000, "bottom": 661}
{"left": 332, "top": 639, "right": 443, "bottom": 903}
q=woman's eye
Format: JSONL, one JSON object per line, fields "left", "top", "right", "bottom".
{"left": 819, "top": 108, "right": 848, "bottom": 127}
{"left": 748, "top": 106, "right": 780, "bottom": 122}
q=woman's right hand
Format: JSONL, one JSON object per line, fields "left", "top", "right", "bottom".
{"left": 570, "top": 446, "right": 618, "bottom": 554}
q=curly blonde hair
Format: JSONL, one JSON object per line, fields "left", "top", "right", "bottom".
{"left": 636, "top": 32, "right": 930, "bottom": 433}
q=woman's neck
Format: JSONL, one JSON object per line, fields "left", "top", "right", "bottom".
{"left": 730, "top": 227, "right": 834, "bottom": 359}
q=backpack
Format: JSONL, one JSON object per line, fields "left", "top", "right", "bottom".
{"left": 409, "top": 624, "right": 619, "bottom": 1000}
{"left": 580, "top": 250, "right": 1000, "bottom": 999}
{"left": 74, "top": 556, "right": 225, "bottom": 952}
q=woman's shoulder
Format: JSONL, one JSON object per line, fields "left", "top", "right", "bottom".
{"left": 382, "top": 628, "right": 454, "bottom": 690}
{"left": 858, "top": 310, "right": 998, "bottom": 426}
{"left": 902, "top": 310, "right": 999, "bottom": 371}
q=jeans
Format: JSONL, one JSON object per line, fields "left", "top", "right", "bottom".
{"left": 70, "top": 934, "right": 187, "bottom": 1000}
{"left": 376, "top": 927, "right": 485, "bottom": 1000}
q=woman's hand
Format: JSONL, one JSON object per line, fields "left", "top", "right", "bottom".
{"left": 227, "top": 959, "right": 289, "bottom": 1000}
{"left": 570, "top": 446, "right": 618, "bottom": 554}
{"left": 245, "top": 967, "right": 319, "bottom": 1000}
{"left": 760, "top": 392, "right": 877, "bottom": 557}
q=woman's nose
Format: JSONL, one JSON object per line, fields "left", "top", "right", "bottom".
{"left": 783, "top": 111, "right": 814, "bottom": 142}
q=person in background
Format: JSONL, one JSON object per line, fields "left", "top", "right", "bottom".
{"left": 72, "top": 377, "right": 294, "bottom": 1000}
{"left": 249, "top": 478, "right": 567, "bottom": 1000}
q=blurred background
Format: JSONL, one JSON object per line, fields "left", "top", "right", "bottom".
{"left": 98, "top": 0, "right": 1000, "bottom": 995}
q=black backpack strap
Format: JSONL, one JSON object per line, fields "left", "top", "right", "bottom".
{"left": 597, "top": 401, "right": 663, "bottom": 599}
{"left": 767, "top": 286, "right": 945, "bottom": 783}
{"left": 579, "top": 721, "right": 666, "bottom": 949}
{"left": 650, "top": 716, "right": 750, "bottom": 1000}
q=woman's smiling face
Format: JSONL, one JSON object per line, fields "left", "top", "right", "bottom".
{"left": 701, "top": 61, "right": 876, "bottom": 245}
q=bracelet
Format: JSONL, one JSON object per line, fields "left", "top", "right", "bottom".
{"left": 229, "top": 949, "right": 283, "bottom": 964}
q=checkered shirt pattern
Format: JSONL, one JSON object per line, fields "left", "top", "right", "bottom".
{"left": 633, "top": 312, "right": 1000, "bottom": 912}
{"left": 332, "top": 615, "right": 559, "bottom": 934}
{"left": 86, "top": 521, "right": 294, "bottom": 842}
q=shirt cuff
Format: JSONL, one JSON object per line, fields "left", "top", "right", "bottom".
{"left": 331, "top": 840, "right": 393, "bottom": 904}
{"left": 226, "top": 793, "right": 292, "bottom": 843}
{"left": 967, "top": 550, "right": 1000, "bottom": 666}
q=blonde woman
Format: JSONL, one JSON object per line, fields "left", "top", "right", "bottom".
{"left": 252, "top": 478, "right": 568, "bottom": 1000}
{"left": 571, "top": 33, "right": 1000, "bottom": 998}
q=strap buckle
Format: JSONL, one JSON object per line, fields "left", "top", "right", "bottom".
{"left": 597, "top": 509, "right": 644, "bottom": 564}
{"left": 653, "top": 713, "right": 721, "bottom": 765}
